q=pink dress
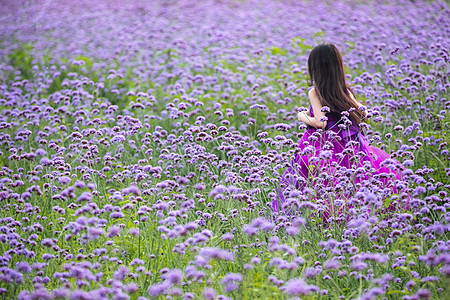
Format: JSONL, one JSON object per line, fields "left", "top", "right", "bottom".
{"left": 274, "top": 104, "right": 406, "bottom": 221}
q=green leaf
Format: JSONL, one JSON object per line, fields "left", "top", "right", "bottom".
{"left": 384, "top": 198, "right": 392, "bottom": 208}
{"left": 74, "top": 55, "right": 94, "bottom": 69}
{"left": 386, "top": 290, "right": 408, "bottom": 295}
{"left": 270, "top": 46, "right": 288, "bottom": 56}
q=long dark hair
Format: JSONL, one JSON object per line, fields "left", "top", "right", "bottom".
{"left": 307, "top": 43, "right": 365, "bottom": 124}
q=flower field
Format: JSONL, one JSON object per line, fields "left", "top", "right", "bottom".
{"left": 0, "top": 0, "right": 449, "bottom": 299}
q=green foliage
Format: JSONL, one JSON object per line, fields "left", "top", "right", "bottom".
{"left": 7, "top": 43, "right": 34, "bottom": 80}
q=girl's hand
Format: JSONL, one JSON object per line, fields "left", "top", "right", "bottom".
{"left": 297, "top": 109, "right": 326, "bottom": 129}
{"left": 297, "top": 111, "right": 307, "bottom": 123}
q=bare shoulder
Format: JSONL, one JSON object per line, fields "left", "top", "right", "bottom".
{"left": 308, "top": 87, "right": 317, "bottom": 97}
{"left": 308, "top": 87, "right": 320, "bottom": 104}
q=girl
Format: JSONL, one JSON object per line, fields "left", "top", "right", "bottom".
{"left": 274, "top": 43, "right": 405, "bottom": 221}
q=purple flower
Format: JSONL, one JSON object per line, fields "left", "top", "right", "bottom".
{"left": 124, "top": 283, "right": 139, "bottom": 293}
{"left": 1, "top": 268, "right": 24, "bottom": 284}
{"left": 58, "top": 176, "right": 71, "bottom": 185}
{"left": 110, "top": 211, "right": 124, "bottom": 218}
{"left": 52, "top": 288, "right": 70, "bottom": 298}
{"left": 93, "top": 248, "right": 107, "bottom": 256}
{"left": 416, "top": 288, "right": 431, "bottom": 299}
{"left": 30, "top": 289, "right": 52, "bottom": 300}
{"left": 282, "top": 278, "right": 311, "bottom": 295}
{"left": 221, "top": 272, "right": 243, "bottom": 288}
{"left": 77, "top": 192, "right": 93, "bottom": 203}
{"left": 199, "top": 247, "right": 235, "bottom": 261}
{"left": 162, "top": 269, "right": 183, "bottom": 284}
{"left": 351, "top": 260, "right": 368, "bottom": 271}
{"left": 129, "top": 228, "right": 140, "bottom": 236}
{"left": 222, "top": 233, "right": 234, "bottom": 241}
{"left": 111, "top": 135, "right": 126, "bottom": 143}
{"left": 422, "top": 276, "right": 439, "bottom": 283}
{"left": 405, "top": 280, "right": 416, "bottom": 290}
{"left": 17, "top": 290, "right": 30, "bottom": 300}
{"left": 251, "top": 257, "right": 261, "bottom": 264}
{"left": 107, "top": 226, "right": 121, "bottom": 238}
{"left": 203, "top": 287, "right": 216, "bottom": 300}
{"left": 35, "top": 149, "right": 47, "bottom": 156}
{"left": 303, "top": 267, "right": 321, "bottom": 278}
{"left": 71, "top": 290, "right": 94, "bottom": 300}
{"left": 32, "top": 262, "right": 46, "bottom": 270}
{"left": 193, "top": 183, "right": 205, "bottom": 190}
{"left": 74, "top": 180, "right": 85, "bottom": 189}
{"left": 16, "top": 262, "right": 32, "bottom": 273}
{"left": 243, "top": 224, "right": 258, "bottom": 236}
{"left": 148, "top": 281, "right": 171, "bottom": 297}
{"left": 324, "top": 259, "right": 341, "bottom": 270}
{"left": 41, "top": 238, "right": 54, "bottom": 247}
{"left": 113, "top": 266, "right": 128, "bottom": 281}
{"left": 42, "top": 253, "right": 55, "bottom": 261}
{"left": 209, "top": 185, "right": 227, "bottom": 198}
{"left": 88, "top": 227, "right": 104, "bottom": 240}
{"left": 123, "top": 184, "right": 141, "bottom": 196}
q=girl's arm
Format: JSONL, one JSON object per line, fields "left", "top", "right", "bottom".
{"left": 350, "top": 93, "right": 368, "bottom": 117}
{"left": 297, "top": 88, "right": 327, "bottom": 129}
